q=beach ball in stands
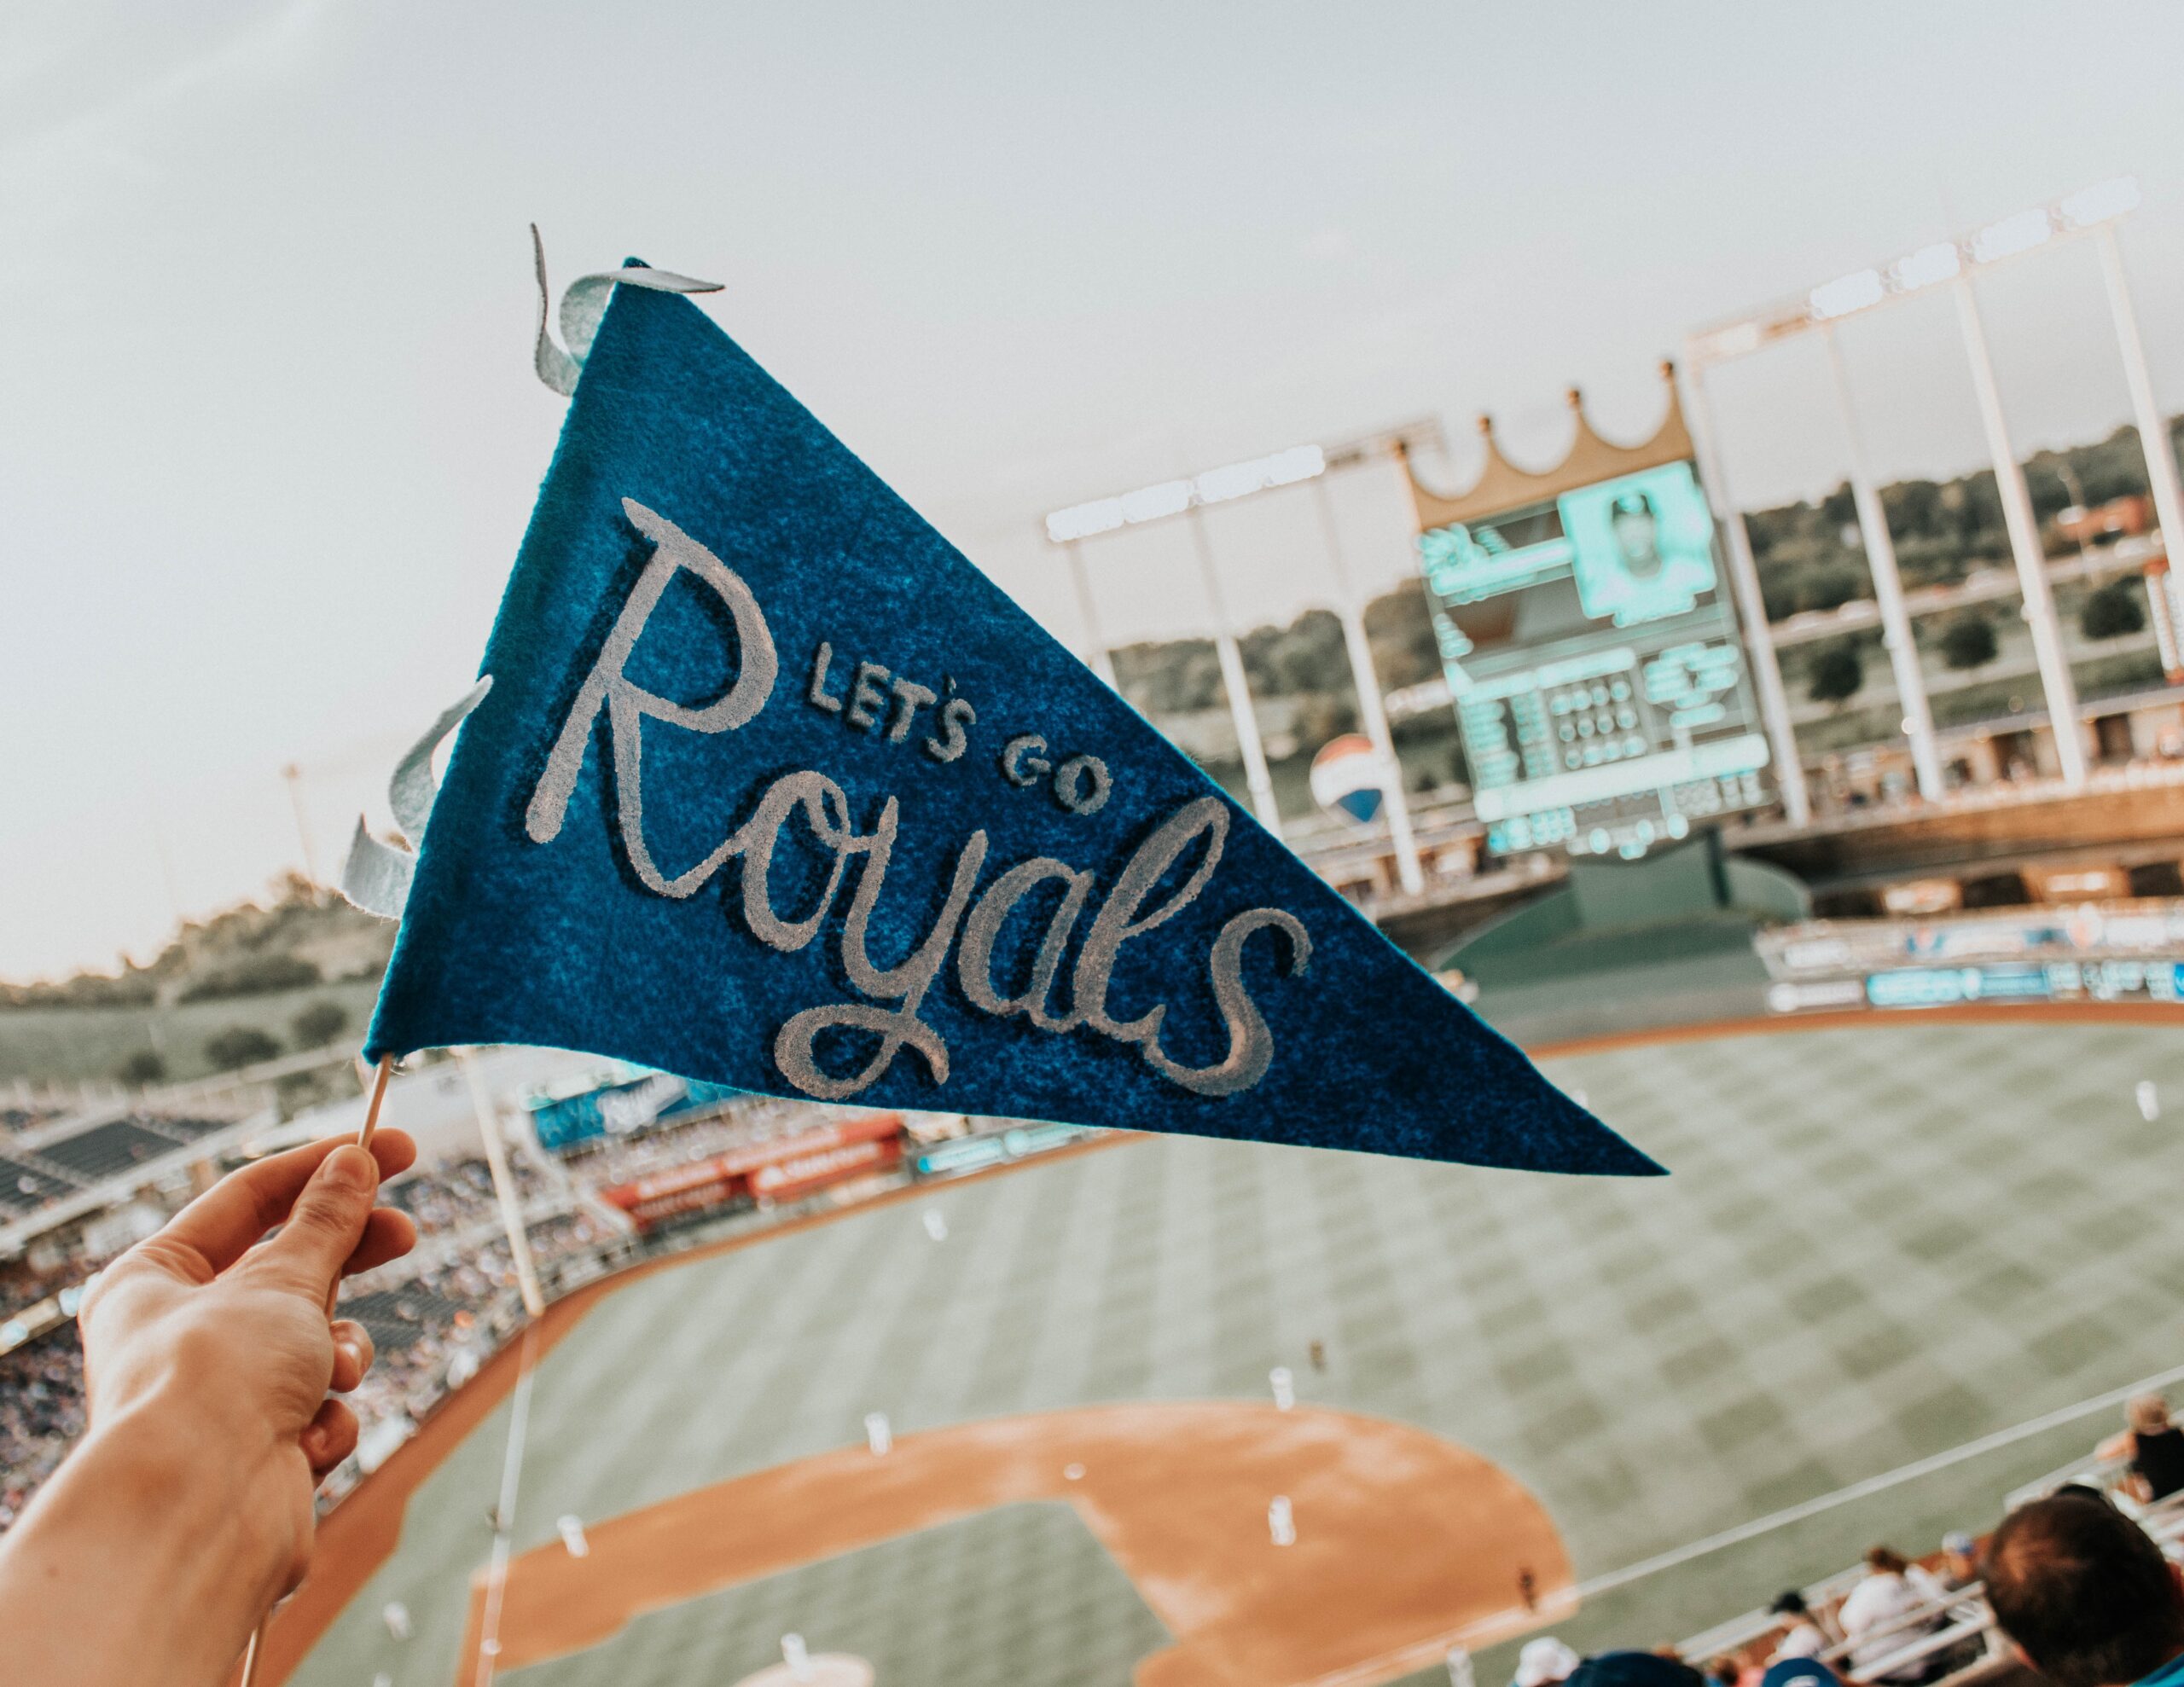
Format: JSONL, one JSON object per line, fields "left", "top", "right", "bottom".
{"left": 1310, "top": 733, "right": 1391, "bottom": 825}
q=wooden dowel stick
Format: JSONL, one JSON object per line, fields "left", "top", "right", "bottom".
{"left": 354, "top": 1054, "right": 393, "bottom": 1151}
{"left": 237, "top": 1053, "right": 396, "bottom": 1687}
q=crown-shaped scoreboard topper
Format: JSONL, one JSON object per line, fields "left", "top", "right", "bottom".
{"left": 347, "top": 254, "right": 1658, "bottom": 1177}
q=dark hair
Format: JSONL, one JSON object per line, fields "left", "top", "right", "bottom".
{"left": 1770, "top": 1591, "right": 1809, "bottom": 1617}
{"left": 1985, "top": 1493, "right": 2184, "bottom": 1687}
{"left": 1865, "top": 1545, "right": 1909, "bottom": 1575}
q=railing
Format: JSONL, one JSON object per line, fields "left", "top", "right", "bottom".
{"left": 1821, "top": 1585, "right": 2007, "bottom": 1687}
{"left": 0, "top": 1104, "right": 282, "bottom": 1262}
{"left": 2003, "top": 1450, "right": 2129, "bottom": 1512}
{"left": 1682, "top": 1466, "right": 2184, "bottom": 1683}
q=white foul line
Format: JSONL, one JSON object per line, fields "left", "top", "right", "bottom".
{"left": 473, "top": 1325, "right": 543, "bottom": 1687}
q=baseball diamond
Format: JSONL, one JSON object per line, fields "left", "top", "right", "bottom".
{"left": 256, "top": 1011, "right": 2184, "bottom": 1687}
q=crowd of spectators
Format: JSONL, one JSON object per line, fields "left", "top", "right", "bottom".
{"left": 380, "top": 1151, "right": 558, "bottom": 1237}
{"left": 25, "top": 1097, "right": 2184, "bottom": 1687}
{"left": 0, "top": 1102, "right": 68, "bottom": 1139}
{"left": 1512, "top": 1395, "right": 2184, "bottom": 1687}
{"left": 0, "top": 1333, "right": 83, "bottom": 1534}
{"left": 555, "top": 1095, "right": 819, "bottom": 1189}
{"left": 0, "top": 1140, "right": 603, "bottom": 1535}
{"left": 327, "top": 1208, "right": 615, "bottom": 1465}
{"left": 0, "top": 1256, "right": 77, "bottom": 1320}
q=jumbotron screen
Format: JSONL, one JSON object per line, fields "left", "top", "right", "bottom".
{"left": 1416, "top": 461, "right": 1772, "bottom": 858}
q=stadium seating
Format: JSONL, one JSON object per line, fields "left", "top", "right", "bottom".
{"left": 339, "top": 1285, "right": 472, "bottom": 1356}
{"left": 0, "top": 1158, "right": 74, "bottom": 1214}
{"left": 35, "top": 1119, "right": 187, "bottom": 1180}
{"left": 6, "top": 1099, "right": 2151, "bottom": 1687}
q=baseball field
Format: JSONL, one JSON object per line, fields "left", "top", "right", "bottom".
{"left": 276, "top": 1009, "right": 2184, "bottom": 1687}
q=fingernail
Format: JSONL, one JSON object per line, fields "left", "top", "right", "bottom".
{"left": 322, "top": 1146, "right": 376, "bottom": 1192}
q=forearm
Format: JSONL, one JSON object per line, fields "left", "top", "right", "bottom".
{"left": 0, "top": 1394, "right": 289, "bottom": 1687}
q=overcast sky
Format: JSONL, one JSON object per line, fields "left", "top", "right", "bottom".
{"left": 7, "top": 0, "right": 2184, "bottom": 980}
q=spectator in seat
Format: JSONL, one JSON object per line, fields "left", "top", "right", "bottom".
{"left": 1759, "top": 1661, "right": 1839, "bottom": 1687}
{"left": 1769, "top": 1590, "right": 1827, "bottom": 1662}
{"left": 1838, "top": 1546, "right": 1944, "bottom": 1683}
{"left": 1564, "top": 1652, "right": 1705, "bottom": 1687}
{"left": 1702, "top": 1657, "right": 1740, "bottom": 1687}
{"left": 2099, "top": 1394, "right": 2184, "bottom": 1504}
{"left": 1934, "top": 1532, "right": 1978, "bottom": 1591}
{"left": 1513, "top": 1637, "right": 1582, "bottom": 1687}
{"left": 1984, "top": 1489, "right": 2184, "bottom": 1687}
{"left": 0, "top": 1130, "right": 417, "bottom": 1687}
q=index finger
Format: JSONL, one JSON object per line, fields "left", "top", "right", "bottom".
{"left": 153, "top": 1129, "right": 417, "bottom": 1278}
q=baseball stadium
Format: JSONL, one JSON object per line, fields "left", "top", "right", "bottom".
{"left": 15, "top": 14, "right": 2184, "bottom": 1687}
{"left": 210, "top": 1003, "right": 2184, "bottom": 1687}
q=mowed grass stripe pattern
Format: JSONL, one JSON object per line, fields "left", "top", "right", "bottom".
{"left": 293, "top": 1019, "right": 2184, "bottom": 1687}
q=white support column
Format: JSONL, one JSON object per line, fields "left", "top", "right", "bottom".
{"left": 456, "top": 1047, "right": 546, "bottom": 1319}
{"left": 1681, "top": 360, "right": 1811, "bottom": 826}
{"left": 1310, "top": 477, "right": 1424, "bottom": 894}
{"left": 2096, "top": 224, "right": 2184, "bottom": 574}
{"left": 1825, "top": 327, "right": 1944, "bottom": 800}
{"left": 1061, "top": 538, "right": 1118, "bottom": 687}
{"left": 1955, "top": 278, "right": 2088, "bottom": 789}
{"left": 1186, "top": 504, "right": 1282, "bottom": 832}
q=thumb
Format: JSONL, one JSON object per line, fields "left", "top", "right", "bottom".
{"left": 253, "top": 1145, "right": 380, "bottom": 1298}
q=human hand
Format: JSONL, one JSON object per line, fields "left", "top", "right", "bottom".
{"left": 75, "top": 1129, "right": 419, "bottom": 1601}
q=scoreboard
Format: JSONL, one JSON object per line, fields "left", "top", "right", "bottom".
{"left": 1416, "top": 460, "right": 1772, "bottom": 859}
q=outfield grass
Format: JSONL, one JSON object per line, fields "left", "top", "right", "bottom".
{"left": 293, "top": 1017, "right": 2184, "bottom": 1687}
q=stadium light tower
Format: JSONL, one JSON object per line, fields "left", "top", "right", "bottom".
{"left": 2091, "top": 215, "right": 2184, "bottom": 610}
{"left": 1955, "top": 274, "right": 2086, "bottom": 789}
{"left": 1677, "top": 364, "right": 1812, "bottom": 826}
{"left": 282, "top": 762, "right": 321, "bottom": 885}
{"left": 1044, "top": 423, "right": 1439, "bottom": 892}
{"left": 1685, "top": 177, "right": 2161, "bottom": 797}
{"left": 1059, "top": 539, "right": 1118, "bottom": 688}
{"left": 1825, "top": 324, "right": 1944, "bottom": 801}
{"left": 1184, "top": 497, "right": 1283, "bottom": 826}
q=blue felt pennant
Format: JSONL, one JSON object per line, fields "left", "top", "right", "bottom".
{"left": 363, "top": 274, "right": 1658, "bottom": 1177}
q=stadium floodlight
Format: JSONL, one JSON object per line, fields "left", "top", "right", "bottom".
{"left": 1045, "top": 498, "right": 1125, "bottom": 543}
{"left": 1890, "top": 241, "right": 1961, "bottom": 293}
{"left": 1118, "top": 478, "right": 1194, "bottom": 524}
{"left": 1972, "top": 207, "right": 2053, "bottom": 265}
{"left": 1809, "top": 268, "right": 1885, "bottom": 321}
{"left": 1693, "top": 321, "right": 1763, "bottom": 362}
{"left": 1688, "top": 177, "right": 2141, "bottom": 361}
{"left": 1195, "top": 443, "right": 1327, "bottom": 505}
{"left": 2060, "top": 176, "right": 2140, "bottom": 229}
{"left": 1043, "top": 445, "right": 1327, "bottom": 542}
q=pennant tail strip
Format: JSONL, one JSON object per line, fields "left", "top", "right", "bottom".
{"left": 339, "top": 677, "right": 494, "bottom": 922}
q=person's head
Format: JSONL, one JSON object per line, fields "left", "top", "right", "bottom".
{"left": 1609, "top": 492, "right": 1662, "bottom": 576}
{"left": 1769, "top": 1590, "right": 1809, "bottom": 1620}
{"left": 1942, "top": 1530, "right": 1977, "bottom": 1577}
{"left": 1864, "top": 1545, "right": 1909, "bottom": 1577}
{"left": 2129, "top": 1394, "right": 2174, "bottom": 1436}
{"left": 1984, "top": 1492, "right": 2184, "bottom": 1687}
{"left": 1565, "top": 1651, "right": 1704, "bottom": 1687}
{"left": 1515, "top": 1638, "right": 1582, "bottom": 1687}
